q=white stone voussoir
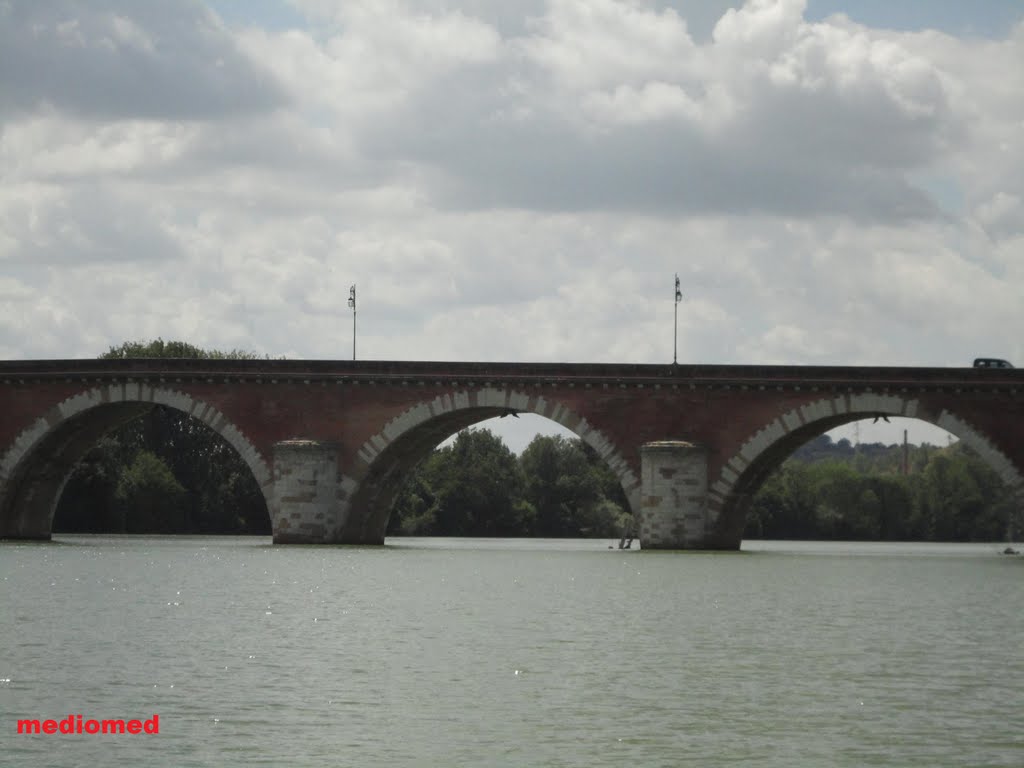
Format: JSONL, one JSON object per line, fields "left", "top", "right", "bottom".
{"left": 937, "top": 411, "right": 1024, "bottom": 493}
{"left": 353, "top": 388, "right": 639, "bottom": 512}
{"left": 714, "top": 392, "right": 1024, "bottom": 510}
{"left": 0, "top": 385, "right": 272, "bottom": 502}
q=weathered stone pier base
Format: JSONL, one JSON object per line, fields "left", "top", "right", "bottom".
{"left": 638, "top": 441, "right": 709, "bottom": 549}
{"left": 271, "top": 440, "right": 343, "bottom": 544}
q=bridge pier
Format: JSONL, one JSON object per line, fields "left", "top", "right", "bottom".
{"left": 638, "top": 441, "right": 711, "bottom": 549}
{"left": 271, "top": 440, "right": 343, "bottom": 544}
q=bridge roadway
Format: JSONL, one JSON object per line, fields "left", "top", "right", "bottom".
{"left": 1, "top": 359, "right": 1021, "bottom": 548}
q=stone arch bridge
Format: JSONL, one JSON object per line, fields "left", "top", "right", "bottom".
{"left": 1, "top": 359, "right": 1021, "bottom": 549}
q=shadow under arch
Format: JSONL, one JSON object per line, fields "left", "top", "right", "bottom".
{"left": 338, "top": 387, "right": 640, "bottom": 544}
{"left": 0, "top": 384, "right": 272, "bottom": 540}
{"left": 708, "top": 393, "right": 1024, "bottom": 547}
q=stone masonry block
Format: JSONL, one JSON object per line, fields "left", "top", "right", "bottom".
{"left": 639, "top": 441, "right": 708, "bottom": 549}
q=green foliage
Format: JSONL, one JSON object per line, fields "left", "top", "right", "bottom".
{"left": 389, "top": 432, "right": 632, "bottom": 538}
{"left": 53, "top": 340, "right": 271, "bottom": 534}
{"left": 390, "top": 428, "right": 530, "bottom": 536}
{"left": 54, "top": 435, "right": 134, "bottom": 533}
{"left": 102, "top": 338, "right": 265, "bottom": 360}
{"left": 115, "top": 451, "right": 187, "bottom": 533}
{"left": 520, "top": 435, "right": 629, "bottom": 537}
{"left": 747, "top": 436, "right": 1016, "bottom": 542}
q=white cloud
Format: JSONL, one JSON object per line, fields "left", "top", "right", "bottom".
{"left": 0, "top": 0, "right": 1020, "bottom": 388}
{"left": 0, "top": 0, "right": 286, "bottom": 120}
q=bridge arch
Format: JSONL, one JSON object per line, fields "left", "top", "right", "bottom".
{"left": 709, "top": 393, "right": 1024, "bottom": 546}
{"left": 0, "top": 383, "right": 272, "bottom": 539}
{"left": 337, "top": 386, "right": 639, "bottom": 543}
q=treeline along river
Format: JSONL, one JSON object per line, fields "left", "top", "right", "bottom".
{"left": 55, "top": 422, "right": 1018, "bottom": 543}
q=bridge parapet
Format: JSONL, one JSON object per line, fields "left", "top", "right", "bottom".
{"left": 1, "top": 359, "right": 1022, "bottom": 391}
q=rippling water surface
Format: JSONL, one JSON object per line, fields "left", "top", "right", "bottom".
{"left": 2, "top": 536, "right": 1022, "bottom": 767}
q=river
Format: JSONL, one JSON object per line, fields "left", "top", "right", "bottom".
{"left": 2, "top": 536, "right": 1021, "bottom": 767}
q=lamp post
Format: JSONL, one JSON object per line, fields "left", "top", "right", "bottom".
{"left": 673, "top": 274, "right": 682, "bottom": 365}
{"left": 347, "top": 284, "right": 356, "bottom": 360}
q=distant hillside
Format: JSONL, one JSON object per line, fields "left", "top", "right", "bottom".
{"left": 789, "top": 433, "right": 948, "bottom": 474}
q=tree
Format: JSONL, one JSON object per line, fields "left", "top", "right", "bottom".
{"left": 747, "top": 434, "right": 1016, "bottom": 542}
{"left": 809, "top": 462, "right": 880, "bottom": 540}
{"left": 519, "top": 435, "right": 630, "bottom": 538}
{"left": 390, "top": 428, "right": 532, "bottom": 536}
{"left": 103, "top": 339, "right": 264, "bottom": 360}
{"left": 53, "top": 339, "right": 271, "bottom": 534}
{"left": 115, "top": 451, "right": 187, "bottom": 533}
{"left": 389, "top": 431, "right": 633, "bottom": 538}
{"left": 54, "top": 435, "right": 132, "bottom": 533}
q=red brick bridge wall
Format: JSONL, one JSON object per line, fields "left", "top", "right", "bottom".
{"left": 1, "top": 359, "right": 1021, "bottom": 547}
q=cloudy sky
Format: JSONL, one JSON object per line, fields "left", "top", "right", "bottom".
{"left": 2, "top": 0, "right": 1022, "bottom": 448}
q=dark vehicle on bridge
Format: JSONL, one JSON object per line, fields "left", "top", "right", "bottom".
{"left": 973, "top": 358, "right": 1014, "bottom": 369}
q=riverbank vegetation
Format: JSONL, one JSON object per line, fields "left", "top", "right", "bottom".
{"left": 386, "top": 430, "right": 632, "bottom": 538}
{"left": 54, "top": 340, "right": 271, "bottom": 534}
{"left": 392, "top": 431, "right": 1017, "bottom": 542}
{"left": 744, "top": 435, "right": 1016, "bottom": 542}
